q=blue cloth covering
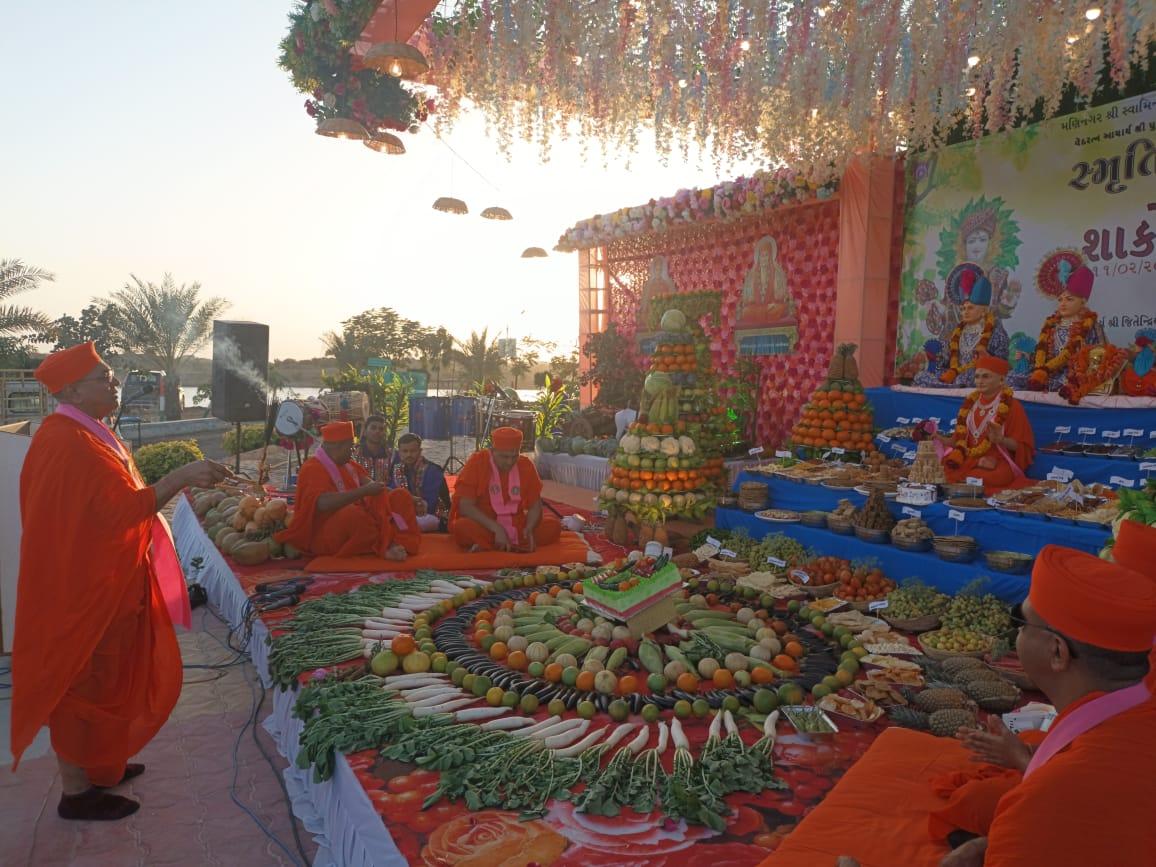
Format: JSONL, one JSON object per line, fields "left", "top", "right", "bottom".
{"left": 732, "top": 472, "right": 1109, "bottom": 556}
{"left": 716, "top": 507, "right": 1030, "bottom": 602}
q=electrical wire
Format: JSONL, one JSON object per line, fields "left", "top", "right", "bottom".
{"left": 251, "top": 682, "right": 312, "bottom": 865}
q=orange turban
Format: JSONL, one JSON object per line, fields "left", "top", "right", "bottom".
{"left": 1113, "top": 521, "right": 1156, "bottom": 581}
{"left": 491, "top": 426, "right": 523, "bottom": 451}
{"left": 321, "top": 421, "right": 355, "bottom": 443}
{"left": 1029, "top": 545, "right": 1156, "bottom": 652}
{"left": 975, "top": 354, "right": 1009, "bottom": 376}
{"left": 34, "top": 341, "right": 102, "bottom": 393}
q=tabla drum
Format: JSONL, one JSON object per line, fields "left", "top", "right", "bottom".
{"left": 493, "top": 410, "right": 536, "bottom": 451}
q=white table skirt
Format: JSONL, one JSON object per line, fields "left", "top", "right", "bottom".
{"left": 535, "top": 452, "right": 612, "bottom": 491}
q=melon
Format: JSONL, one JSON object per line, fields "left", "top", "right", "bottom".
{"left": 265, "top": 499, "right": 288, "bottom": 521}
{"left": 231, "top": 541, "right": 271, "bottom": 566}
{"left": 214, "top": 526, "right": 235, "bottom": 546}
{"left": 644, "top": 371, "right": 672, "bottom": 395}
{"left": 218, "top": 531, "right": 242, "bottom": 552}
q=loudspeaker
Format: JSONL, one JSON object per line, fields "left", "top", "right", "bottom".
{"left": 211, "top": 320, "right": 269, "bottom": 423}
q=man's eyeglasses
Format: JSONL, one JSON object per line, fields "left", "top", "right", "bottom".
{"left": 1010, "top": 603, "right": 1078, "bottom": 658}
{"left": 77, "top": 371, "right": 116, "bottom": 385}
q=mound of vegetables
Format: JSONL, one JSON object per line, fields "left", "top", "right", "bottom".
{"left": 192, "top": 487, "right": 293, "bottom": 566}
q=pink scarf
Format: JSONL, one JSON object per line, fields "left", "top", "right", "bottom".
{"left": 487, "top": 450, "right": 522, "bottom": 544}
{"left": 55, "top": 405, "right": 191, "bottom": 630}
{"left": 1023, "top": 681, "right": 1151, "bottom": 779}
{"left": 313, "top": 446, "right": 360, "bottom": 492}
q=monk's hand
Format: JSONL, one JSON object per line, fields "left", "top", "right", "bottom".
{"left": 977, "top": 455, "right": 998, "bottom": 470}
{"left": 986, "top": 423, "right": 1005, "bottom": 446}
{"left": 182, "top": 459, "right": 235, "bottom": 488}
{"left": 524, "top": 531, "right": 537, "bottom": 553}
{"left": 359, "top": 481, "right": 387, "bottom": 498}
{"left": 493, "top": 525, "right": 512, "bottom": 551}
{"left": 835, "top": 858, "right": 861, "bottom": 867}
{"left": 384, "top": 543, "right": 407, "bottom": 562}
{"left": 959, "top": 715, "right": 1031, "bottom": 771}
{"left": 940, "top": 836, "right": 987, "bottom": 867}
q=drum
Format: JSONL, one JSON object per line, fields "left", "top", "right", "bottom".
{"left": 450, "top": 396, "right": 477, "bottom": 436}
{"left": 493, "top": 410, "right": 537, "bottom": 452}
{"left": 408, "top": 396, "right": 451, "bottom": 439}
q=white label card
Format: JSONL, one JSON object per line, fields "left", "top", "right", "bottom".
{"left": 1102, "top": 430, "right": 1121, "bottom": 439}
{"left": 948, "top": 509, "right": 966, "bottom": 522}
{"left": 901, "top": 506, "right": 922, "bottom": 518}
{"left": 1078, "top": 427, "right": 1097, "bottom": 436}
{"left": 720, "top": 548, "right": 738, "bottom": 558}
{"left": 1151, "top": 431, "right": 1156, "bottom": 439}
{"left": 1054, "top": 425, "right": 1071, "bottom": 434}
{"left": 791, "top": 569, "right": 811, "bottom": 584}
{"left": 912, "top": 417, "right": 924, "bottom": 423}
{"left": 904, "top": 451, "right": 917, "bottom": 460}
{"left": 775, "top": 450, "right": 792, "bottom": 459}
{"left": 929, "top": 417, "right": 941, "bottom": 424}
{"left": 1140, "top": 462, "right": 1156, "bottom": 472}
{"left": 767, "top": 556, "right": 787, "bottom": 567}
{"left": 891, "top": 443, "right": 907, "bottom": 452}
{"left": 1047, "top": 468, "right": 1075, "bottom": 483}
{"left": 965, "top": 476, "right": 984, "bottom": 488}
{"left": 706, "top": 536, "right": 722, "bottom": 548}
{"left": 1124, "top": 429, "right": 1144, "bottom": 437}
{"left": 1110, "top": 477, "right": 1136, "bottom": 488}
{"left": 878, "top": 434, "right": 892, "bottom": 443}
{"left": 831, "top": 447, "right": 846, "bottom": 455}
{"left": 897, "top": 417, "right": 911, "bottom": 424}
{"left": 749, "top": 446, "right": 765, "bottom": 455}
{"left": 868, "top": 600, "right": 890, "bottom": 611}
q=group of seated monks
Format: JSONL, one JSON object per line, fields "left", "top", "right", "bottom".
{"left": 275, "top": 423, "right": 560, "bottom": 560}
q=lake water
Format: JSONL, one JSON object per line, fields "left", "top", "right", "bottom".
{"left": 179, "top": 386, "right": 540, "bottom": 407}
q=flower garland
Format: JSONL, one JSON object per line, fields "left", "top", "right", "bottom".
{"left": 278, "top": 0, "right": 431, "bottom": 136}
{"left": 1028, "top": 310, "right": 1098, "bottom": 389}
{"left": 1059, "top": 343, "right": 1130, "bottom": 406}
{"left": 939, "top": 312, "right": 996, "bottom": 385}
{"left": 943, "top": 386, "right": 1013, "bottom": 470}
{"left": 556, "top": 169, "right": 838, "bottom": 252}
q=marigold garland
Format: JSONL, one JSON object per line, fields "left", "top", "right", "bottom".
{"left": 1059, "top": 344, "right": 1130, "bottom": 406}
{"left": 1028, "top": 310, "right": 1098, "bottom": 389}
{"left": 943, "top": 386, "right": 1013, "bottom": 471}
{"left": 940, "top": 312, "right": 996, "bottom": 385}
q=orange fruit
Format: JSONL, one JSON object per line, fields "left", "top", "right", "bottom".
{"left": 572, "top": 582, "right": 583, "bottom": 595}
{"left": 712, "top": 669, "right": 735, "bottom": 689}
{"left": 785, "top": 641, "right": 804, "bottom": 659}
{"left": 751, "top": 666, "right": 775, "bottom": 685}
{"left": 618, "top": 675, "right": 639, "bottom": 694}
{"left": 576, "top": 670, "right": 596, "bottom": 692}
{"left": 391, "top": 635, "right": 416, "bottom": 656}
{"left": 676, "top": 672, "right": 700, "bottom": 693}
{"left": 773, "top": 654, "right": 798, "bottom": 671}
{"left": 489, "top": 641, "right": 508, "bottom": 660}
{"left": 475, "top": 610, "right": 493, "bottom": 624}
{"left": 506, "top": 650, "right": 528, "bottom": 670}
{"left": 544, "top": 662, "right": 563, "bottom": 682}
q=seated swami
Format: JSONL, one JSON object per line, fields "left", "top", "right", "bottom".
{"left": 941, "top": 354, "right": 1035, "bottom": 494}
{"left": 450, "top": 426, "right": 561, "bottom": 552}
{"left": 276, "top": 421, "right": 420, "bottom": 560}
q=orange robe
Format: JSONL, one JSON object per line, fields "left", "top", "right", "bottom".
{"left": 275, "top": 456, "right": 420, "bottom": 557}
{"left": 983, "top": 692, "right": 1156, "bottom": 866}
{"left": 11, "top": 414, "right": 182, "bottom": 785}
{"left": 449, "top": 451, "right": 561, "bottom": 551}
{"left": 944, "top": 395, "right": 1036, "bottom": 494}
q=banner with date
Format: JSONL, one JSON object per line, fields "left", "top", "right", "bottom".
{"left": 894, "top": 91, "right": 1156, "bottom": 380}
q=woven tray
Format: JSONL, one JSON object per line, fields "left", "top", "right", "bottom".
{"left": 883, "top": 614, "right": 941, "bottom": 633}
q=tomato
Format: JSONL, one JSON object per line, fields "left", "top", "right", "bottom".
{"left": 371, "top": 787, "right": 425, "bottom": 823}
{"left": 793, "top": 784, "right": 823, "bottom": 802}
{"left": 725, "top": 805, "right": 765, "bottom": 837}
{"left": 405, "top": 801, "right": 464, "bottom": 833}
{"left": 777, "top": 800, "right": 807, "bottom": 817}
{"left": 386, "top": 769, "right": 440, "bottom": 793}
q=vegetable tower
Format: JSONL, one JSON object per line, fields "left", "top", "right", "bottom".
{"left": 599, "top": 305, "right": 726, "bottom": 544}
{"left": 788, "top": 343, "right": 876, "bottom": 460}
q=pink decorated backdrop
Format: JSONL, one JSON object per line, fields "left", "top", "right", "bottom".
{"left": 604, "top": 199, "right": 841, "bottom": 448}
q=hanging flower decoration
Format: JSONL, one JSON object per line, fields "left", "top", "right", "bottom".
{"left": 557, "top": 168, "right": 837, "bottom": 251}
{"left": 421, "top": 1, "right": 1153, "bottom": 173}
{"left": 278, "top": 0, "right": 433, "bottom": 136}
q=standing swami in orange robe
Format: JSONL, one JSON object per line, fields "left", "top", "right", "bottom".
{"left": 275, "top": 421, "right": 420, "bottom": 560}
{"left": 1110, "top": 519, "right": 1156, "bottom": 691}
{"left": 11, "top": 342, "right": 234, "bottom": 821}
{"left": 941, "top": 354, "right": 1035, "bottom": 494}
{"left": 449, "top": 426, "right": 561, "bottom": 552}
{"left": 836, "top": 545, "right": 1156, "bottom": 867}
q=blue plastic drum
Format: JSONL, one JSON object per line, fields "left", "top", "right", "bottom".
{"left": 408, "top": 397, "right": 451, "bottom": 439}
{"left": 450, "top": 396, "right": 477, "bottom": 437}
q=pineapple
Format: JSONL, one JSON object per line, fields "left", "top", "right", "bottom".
{"left": 964, "top": 680, "right": 1021, "bottom": 713}
{"left": 929, "top": 708, "right": 979, "bottom": 737}
{"left": 913, "top": 688, "right": 970, "bottom": 714}
{"left": 887, "top": 705, "right": 930, "bottom": 731}
{"left": 954, "top": 667, "right": 1005, "bottom": 686}
{"left": 940, "top": 656, "right": 987, "bottom": 677}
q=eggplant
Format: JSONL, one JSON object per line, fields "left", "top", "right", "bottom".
{"left": 629, "top": 693, "right": 644, "bottom": 714}
{"left": 594, "top": 692, "right": 610, "bottom": 712}
{"left": 672, "top": 689, "right": 697, "bottom": 703}
{"left": 649, "top": 694, "right": 676, "bottom": 709}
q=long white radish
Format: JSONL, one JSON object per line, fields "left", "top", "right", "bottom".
{"left": 384, "top": 673, "right": 446, "bottom": 686}
{"left": 656, "top": 721, "right": 671, "bottom": 754}
{"left": 431, "top": 580, "right": 467, "bottom": 593}
{"left": 527, "top": 718, "right": 586, "bottom": 740}
{"left": 479, "top": 716, "right": 535, "bottom": 732}
{"left": 379, "top": 676, "right": 446, "bottom": 689}
{"left": 398, "top": 601, "right": 431, "bottom": 612}
{"left": 764, "top": 710, "right": 780, "bottom": 738}
{"left": 399, "top": 684, "right": 460, "bottom": 700}
{"left": 723, "top": 710, "right": 739, "bottom": 737}
{"left": 363, "top": 618, "right": 412, "bottom": 630}
{"left": 409, "top": 691, "right": 471, "bottom": 708}
{"left": 361, "top": 629, "right": 402, "bottom": 641}
{"left": 708, "top": 711, "right": 724, "bottom": 740}
{"left": 510, "top": 715, "right": 561, "bottom": 737}
{"left": 625, "top": 725, "right": 651, "bottom": 755}
{"left": 543, "top": 719, "right": 592, "bottom": 749}
{"left": 380, "top": 607, "right": 415, "bottom": 620}
{"left": 412, "top": 697, "right": 476, "bottom": 717}
{"left": 552, "top": 726, "right": 608, "bottom": 757}
{"left": 454, "top": 706, "right": 511, "bottom": 722}
{"left": 601, "top": 723, "right": 636, "bottom": 751}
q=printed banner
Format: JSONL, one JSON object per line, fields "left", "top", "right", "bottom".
{"left": 895, "top": 91, "right": 1156, "bottom": 382}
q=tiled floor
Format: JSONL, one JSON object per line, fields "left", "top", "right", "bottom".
{"left": 0, "top": 608, "right": 317, "bottom": 867}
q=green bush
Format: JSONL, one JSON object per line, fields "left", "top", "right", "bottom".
{"left": 222, "top": 424, "right": 267, "bottom": 454}
{"left": 134, "top": 440, "right": 204, "bottom": 484}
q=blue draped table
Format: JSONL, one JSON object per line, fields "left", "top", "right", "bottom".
{"left": 732, "top": 471, "right": 1110, "bottom": 556}
{"left": 715, "top": 507, "right": 1030, "bottom": 602}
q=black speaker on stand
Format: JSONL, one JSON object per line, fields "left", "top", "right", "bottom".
{"left": 211, "top": 320, "right": 270, "bottom": 472}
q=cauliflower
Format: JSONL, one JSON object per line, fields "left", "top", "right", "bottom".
{"left": 620, "top": 434, "right": 641, "bottom": 455}
{"left": 640, "top": 435, "right": 661, "bottom": 453}
{"left": 678, "top": 435, "right": 696, "bottom": 455}
{"left": 659, "top": 437, "right": 681, "bottom": 457}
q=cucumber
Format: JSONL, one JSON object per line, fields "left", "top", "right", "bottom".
{"left": 605, "top": 647, "right": 628, "bottom": 672}
{"left": 664, "top": 645, "right": 690, "bottom": 667}
{"left": 586, "top": 645, "right": 610, "bottom": 664}
{"left": 638, "top": 639, "right": 666, "bottom": 675}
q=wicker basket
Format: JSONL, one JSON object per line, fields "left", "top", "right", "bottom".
{"left": 983, "top": 551, "right": 1034, "bottom": 574}
{"left": 827, "top": 515, "right": 855, "bottom": 535}
{"left": 854, "top": 525, "right": 891, "bottom": 544}
{"left": 800, "top": 511, "right": 828, "bottom": 528}
{"left": 891, "top": 535, "right": 932, "bottom": 552}
{"left": 738, "top": 481, "right": 769, "bottom": 511}
{"left": 883, "top": 614, "right": 941, "bottom": 633}
{"left": 918, "top": 629, "right": 993, "bottom": 660}
{"left": 789, "top": 570, "right": 838, "bottom": 597}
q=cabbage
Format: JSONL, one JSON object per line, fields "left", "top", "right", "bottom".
{"left": 536, "top": 436, "right": 556, "bottom": 453}
{"left": 568, "top": 436, "right": 587, "bottom": 455}
{"left": 620, "top": 434, "right": 641, "bottom": 454}
{"left": 659, "top": 437, "right": 681, "bottom": 456}
{"left": 644, "top": 371, "right": 673, "bottom": 395}
{"left": 660, "top": 309, "right": 688, "bottom": 332}
{"left": 678, "top": 435, "right": 696, "bottom": 455}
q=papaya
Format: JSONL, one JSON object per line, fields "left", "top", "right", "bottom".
{"left": 654, "top": 525, "right": 669, "bottom": 546}
{"left": 193, "top": 494, "right": 216, "bottom": 517}
{"left": 218, "top": 531, "right": 242, "bottom": 552}
{"left": 213, "top": 526, "right": 234, "bottom": 546}
{"left": 231, "top": 541, "right": 271, "bottom": 566}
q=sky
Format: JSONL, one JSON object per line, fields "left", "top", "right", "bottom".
{"left": 1, "top": 1, "right": 762, "bottom": 362}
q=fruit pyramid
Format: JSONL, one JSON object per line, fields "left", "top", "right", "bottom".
{"left": 599, "top": 305, "right": 727, "bottom": 544}
{"left": 789, "top": 343, "right": 876, "bottom": 459}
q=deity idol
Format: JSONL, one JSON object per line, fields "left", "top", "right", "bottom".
{"left": 1017, "top": 263, "right": 1105, "bottom": 392}
{"left": 914, "top": 265, "right": 1010, "bottom": 388}
{"left": 738, "top": 235, "right": 795, "bottom": 326}
{"left": 638, "top": 255, "right": 676, "bottom": 327}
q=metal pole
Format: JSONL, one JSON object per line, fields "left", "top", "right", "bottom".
{"left": 234, "top": 421, "right": 242, "bottom": 473}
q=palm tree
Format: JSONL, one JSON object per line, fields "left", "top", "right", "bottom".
{"left": 321, "top": 328, "right": 361, "bottom": 370}
{"left": 102, "top": 274, "right": 229, "bottom": 420}
{"left": 416, "top": 326, "right": 456, "bottom": 392}
{"left": 452, "top": 328, "right": 506, "bottom": 390}
{"left": 0, "top": 259, "right": 53, "bottom": 339}
{"left": 508, "top": 349, "right": 540, "bottom": 389}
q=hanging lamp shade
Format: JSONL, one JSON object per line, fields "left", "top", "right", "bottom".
{"left": 364, "top": 132, "right": 406, "bottom": 155}
{"left": 521, "top": 247, "right": 548, "bottom": 258}
{"left": 433, "top": 196, "right": 469, "bottom": 215}
{"left": 316, "top": 117, "right": 370, "bottom": 140}
{"left": 363, "top": 42, "right": 429, "bottom": 79}
{"left": 480, "top": 206, "right": 513, "bottom": 220}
